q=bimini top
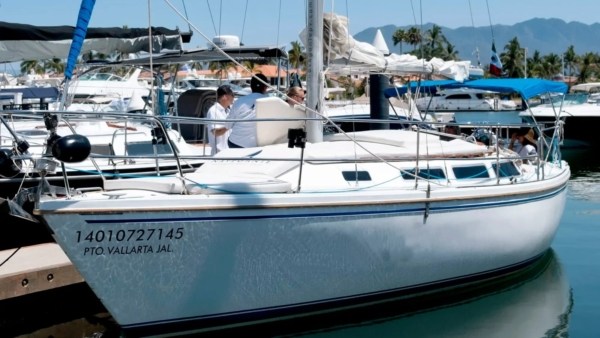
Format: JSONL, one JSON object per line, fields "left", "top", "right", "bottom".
{"left": 0, "top": 21, "right": 185, "bottom": 63}
{"left": 118, "top": 46, "right": 288, "bottom": 66}
{"left": 384, "top": 78, "right": 568, "bottom": 101}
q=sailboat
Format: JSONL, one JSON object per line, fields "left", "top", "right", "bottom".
{"left": 19, "top": 0, "right": 570, "bottom": 336}
{"left": 0, "top": 2, "right": 206, "bottom": 199}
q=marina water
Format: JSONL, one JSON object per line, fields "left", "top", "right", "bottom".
{"left": 2, "top": 148, "right": 599, "bottom": 338}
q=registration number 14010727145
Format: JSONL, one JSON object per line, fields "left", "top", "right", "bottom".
{"left": 76, "top": 228, "right": 184, "bottom": 244}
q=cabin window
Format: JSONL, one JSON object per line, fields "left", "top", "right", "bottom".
{"left": 401, "top": 168, "right": 446, "bottom": 180}
{"left": 91, "top": 144, "right": 114, "bottom": 156}
{"left": 126, "top": 141, "right": 176, "bottom": 155}
{"left": 492, "top": 161, "right": 520, "bottom": 177}
{"left": 342, "top": 171, "right": 372, "bottom": 181}
{"left": 16, "top": 130, "right": 47, "bottom": 137}
{"left": 446, "top": 94, "right": 471, "bottom": 100}
{"left": 452, "top": 165, "right": 490, "bottom": 179}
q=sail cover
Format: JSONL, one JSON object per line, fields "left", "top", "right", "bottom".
{"left": 64, "top": 0, "right": 96, "bottom": 80}
{"left": 0, "top": 21, "right": 184, "bottom": 63}
{"left": 301, "top": 13, "right": 471, "bottom": 82}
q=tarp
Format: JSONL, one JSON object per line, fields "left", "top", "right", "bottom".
{"left": 302, "top": 13, "right": 471, "bottom": 82}
{"left": 384, "top": 78, "right": 568, "bottom": 100}
{"left": 0, "top": 21, "right": 184, "bottom": 63}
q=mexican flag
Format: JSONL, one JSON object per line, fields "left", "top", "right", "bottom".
{"left": 489, "top": 42, "right": 503, "bottom": 77}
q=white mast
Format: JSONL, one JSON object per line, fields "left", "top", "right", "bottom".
{"left": 306, "top": 0, "right": 324, "bottom": 143}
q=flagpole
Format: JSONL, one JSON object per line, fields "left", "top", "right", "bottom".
{"left": 524, "top": 48, "right": 528, "bottom": 78}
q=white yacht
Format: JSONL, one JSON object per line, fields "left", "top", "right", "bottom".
{"left": 415, "top": 87, "right": 518, "bottom": 112}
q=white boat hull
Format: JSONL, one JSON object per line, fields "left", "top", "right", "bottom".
{"left": 38, "top": 169, "right": 568, "bottom": 334}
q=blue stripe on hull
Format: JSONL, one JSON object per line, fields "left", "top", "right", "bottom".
{"left": 86, "top": 184, "right": 567, "bottom": 224}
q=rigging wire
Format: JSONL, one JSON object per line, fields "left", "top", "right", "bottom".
{"left": 409, "top": 0, "right": 418, "bottom": 26}
{"left": 181, "top": 0, "right": 192, "bottom": 34}
{"left": 206, "top": 0, "right": 217, "bottom": 36}
{"left": 240, "top": 0, "right": 249, "bottom": 44}
{"left": 146, "top": 0, "right": 156, "bottom": 115}
{"left": 468, "top": 0, "right": 481, "bottom": 66}
{"left": 486, "top": 0, "right": 495, "bottom": 41}
{"left": 218, "top": 0, "right": 222, "bottom": 37}
{"left": 276, "top": 0, "right": 282, "bottom": 48}
{"left": 417, "top": 0, "right": 424, "bottom": 60}
{"left": 337, "top": 0, "right": 360, "bottom": 179}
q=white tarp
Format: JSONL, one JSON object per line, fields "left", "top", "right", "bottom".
{"left": 301, "top": 13, "right": 471, "bottom": 82}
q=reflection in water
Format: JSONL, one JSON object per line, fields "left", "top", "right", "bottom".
{"left": 562, "top": 148, "right": 600, "bottom": 201}
{"left": 562, "top": 148, "right": 600, "bottom": 179}
{"left": 1, "top": 251, "right": 572, "bottom": 338}
{"left": 286, "top": 250, "right": 571, "bottom": 338}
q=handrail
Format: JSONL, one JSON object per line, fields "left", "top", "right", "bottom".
{"left": 0, "top": 108, "right": 563, "bottom": 193}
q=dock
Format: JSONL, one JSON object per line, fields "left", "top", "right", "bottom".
{"left": 0, "top": 243, "right": 83, "bottom": 300}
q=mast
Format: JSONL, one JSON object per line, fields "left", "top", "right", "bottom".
{"left": 306, "top": 0, "right": 323, "bottom": 143}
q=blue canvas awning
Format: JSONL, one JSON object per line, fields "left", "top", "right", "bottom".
{"left": 384, "top": 78, "right": 568, "bottom": 100}
{"left": 0, "top": 87, "right": 59, "bottom": 100}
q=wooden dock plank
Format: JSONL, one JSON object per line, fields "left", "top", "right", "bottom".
{"left": 0, "top": 243, "right": 84, "bottom": 300}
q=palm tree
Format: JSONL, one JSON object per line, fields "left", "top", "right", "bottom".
{"left": 563, "top": 45, "right": 578, "bottom": 78}
{"left": 500, "top": 37, "right": 525, "bottom": 78}
{"left": 527, "top": 50, "right": 544, "bottom": 78}
{"left": 541, "top": 53, "right": 562, "bottom": 79}
{"left": 209, "top": 61, "right": 236, "bottom": 80}
{"left": 20, "top": 60, "right": 44, "bottom": 75}
{"left": 410, "top": 25, "right": 451, "bottom": 60}
{"left": 190, "top": 62, "right": 204, "bottom": 72}
{"left": 577, "top": 52, "right": 598, "bottom": 83}
{"left": 287, "top": 41, "right": 305, "bottom": 71}
{"left": 441, "top": 43, "right": 459, "bottom": 61}
{"left": 242, "top": 60, "right": 258, "bottom": 74}
{"left": 425, "top": 25, "right": 446, "bottom": 58}
{"left": 392, "top": 28, "right": 407, "bottom": 54}
{"left": 405, "top": 27, "right": 422, "bottom": 52}
{"left": 44, "top": 58, "right": 65, "bottom": 75}
{"left": 81, "top": 50, "right": 109, "bottom": 63}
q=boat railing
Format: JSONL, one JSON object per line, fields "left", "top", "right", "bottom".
{"left": 0, "top": 108, "right": 564, "bottom": 194}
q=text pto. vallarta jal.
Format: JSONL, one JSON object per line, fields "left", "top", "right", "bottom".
{"left": 84, "top": 243, "right": 173, "bottom": 256}
{"left": 75, "top": 227, "right": 184, "bottom": 256}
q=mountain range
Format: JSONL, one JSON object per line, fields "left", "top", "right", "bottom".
{"left": 354, "top": 18, "right": 600, "bottom": 65}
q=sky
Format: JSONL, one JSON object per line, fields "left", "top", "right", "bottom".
{"left": 1, "top": 0, "right": 599, "bottom": 50}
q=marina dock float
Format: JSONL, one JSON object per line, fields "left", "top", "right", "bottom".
{"left": 0, "top": 243, "right": 83, "bottom": 300}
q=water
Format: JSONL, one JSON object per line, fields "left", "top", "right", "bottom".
{"left": 2, "top": 148, "right": 599, "bottom": 338}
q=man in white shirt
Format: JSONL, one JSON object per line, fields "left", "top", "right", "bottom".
{"left": 226, "top": 74, "right": 268, "bottom": 148}
{"left": 206, "top": 85, "right": 234, "bottom": 155}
